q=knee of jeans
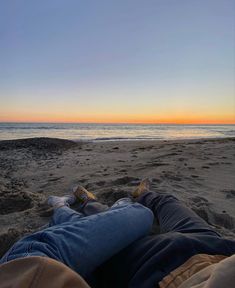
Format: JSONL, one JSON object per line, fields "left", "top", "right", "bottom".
{"left": 111, "top": 197, "right": 133, "bottom": 208}
{"left": 132, "top": 203, "right": 154, "bottom": 227}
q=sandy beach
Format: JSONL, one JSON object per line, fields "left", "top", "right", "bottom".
{"left": 0, "top": 137, "right": 235, "bottom": 257}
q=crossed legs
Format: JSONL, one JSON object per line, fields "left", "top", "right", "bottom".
{"left": 0, "top": 186, "right": 153, "bottom": 281}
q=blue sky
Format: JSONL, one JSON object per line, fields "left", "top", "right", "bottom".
{"left": 0, "top": 0, "right": 234, "bottom": 123}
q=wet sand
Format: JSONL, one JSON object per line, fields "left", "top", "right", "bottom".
{"left": 0, "top": 137, "right": 235, "bottom": 257}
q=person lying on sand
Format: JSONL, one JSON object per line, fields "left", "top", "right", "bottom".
{"left": 97, "top": 179, "right": 235, "bottom": 288}
{"left": 0, "top": 180, "right": 235, "bottom": 288}
{"left": 0, "top": 184, "right": 153, "bottom": 288}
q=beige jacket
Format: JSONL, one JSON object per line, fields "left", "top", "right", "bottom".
{"left": 159, "top": 254, "right": 235, "bottom": 288}
{"left": 0, "top": 256, "right": 90, "bottom": 288}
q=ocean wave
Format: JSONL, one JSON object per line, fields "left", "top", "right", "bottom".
{"left": 0, "top": 123, "right": 235, "bottom": 141}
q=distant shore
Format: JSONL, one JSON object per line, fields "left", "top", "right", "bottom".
{"left": 0, "top": 137, "right": 235, "bottom": 257}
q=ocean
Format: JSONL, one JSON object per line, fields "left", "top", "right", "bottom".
{"left": 0, "top": 123, "right": 235, "bottom": 142}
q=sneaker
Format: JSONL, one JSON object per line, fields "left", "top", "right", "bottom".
{"left": 131, "top": 178, "right": 151, "bottom": 198}
{"left": 38, "top": 194, "right": 76, "bottom": 216}
{"left": 47, "top": 195, "right": 76, "bottom": 209}
{"left": 73, "top": 185, "right": 96, "bottom": 203}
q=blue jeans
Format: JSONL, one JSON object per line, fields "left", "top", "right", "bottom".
{"left": 0, "top": 198, "right": 153, "bottom": 279}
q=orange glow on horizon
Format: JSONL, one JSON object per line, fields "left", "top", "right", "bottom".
{"left": 0, "top": 113, "right": 234, "bottom": 125}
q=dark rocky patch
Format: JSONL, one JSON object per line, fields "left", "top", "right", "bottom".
{"left": 0, "top": 137, "right": 79, "bottom": 151}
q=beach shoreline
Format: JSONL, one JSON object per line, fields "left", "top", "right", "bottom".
{"left": 0, "top": 123, "right": 235, "bottom": 142}
{"left": 0, "top": 137, "right": 235, "bottom": 257}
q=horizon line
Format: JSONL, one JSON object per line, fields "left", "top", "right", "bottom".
{"left": 0, "top": 121, "right": 235, "bottom": 125}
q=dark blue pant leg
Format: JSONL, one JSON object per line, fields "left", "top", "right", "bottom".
{"left": 137, "top": 191, "right": 220, "bottom": 235}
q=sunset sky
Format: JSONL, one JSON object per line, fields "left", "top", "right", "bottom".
{"left": 0, "top": 0, "right": 235, "bottom": 124}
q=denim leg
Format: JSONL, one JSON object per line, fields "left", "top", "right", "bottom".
{"left": 137, "top": 191, "right": 219, "bottom": 235}
{"left": 80, "top": 200, "right": 109, "bottom": 216}
{"left": 1, "top": 202, "right": 153, "bottom": 280}
{"left": 80, "top": 198, "right": 132, "bottom": 216}
{"left": 50, "top": 205, "right": 84, "bottom": 226}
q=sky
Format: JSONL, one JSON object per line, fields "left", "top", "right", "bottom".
{"left": 0, "top": 0, "right": 235, "bottom": 124}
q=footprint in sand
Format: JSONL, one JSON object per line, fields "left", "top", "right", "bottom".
{"left": 112, "top": 176, "right": 140, "bottom": 185}
{"left": 220, "top": 162, "right": 232, "bottom": 165}
{"left": 48, "top": 176, "right": 64, "bottom": 182}
{"left": 152, "top": 178, "right": 162, "bottom": 184}
{"left": 207, "top": 162, "right": 220, "bottom": 166}
{"left": 194, "top": 207, "right": 235, "bottom": 230}
{"left": 112, "top": 147, "right": 119, "bottom": 150}
{"left": 188, "top": 167, "right": 195, "bottom": 170}
{"left": 94, "top": 180, "right": 106, "bottom": 187}
{"left": 162, "top": 171, "right": 182, "bottom": 182}
{"left": 0, "top": 191, "right": 33, "bottom": 215}
{"left": 191, "top": 196, "right": 209, "bottom": 206}
{"left": 190, "top": 196, "right": 235, "bottom": 230}
{"left": 147, "top": 162, "right": 169, "bottom": 168}
{"left": 221, "top": 189, "right": 235, "bottom": 199}
{"left": 98, "top": 188, "right": 129, "bottom": 206}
